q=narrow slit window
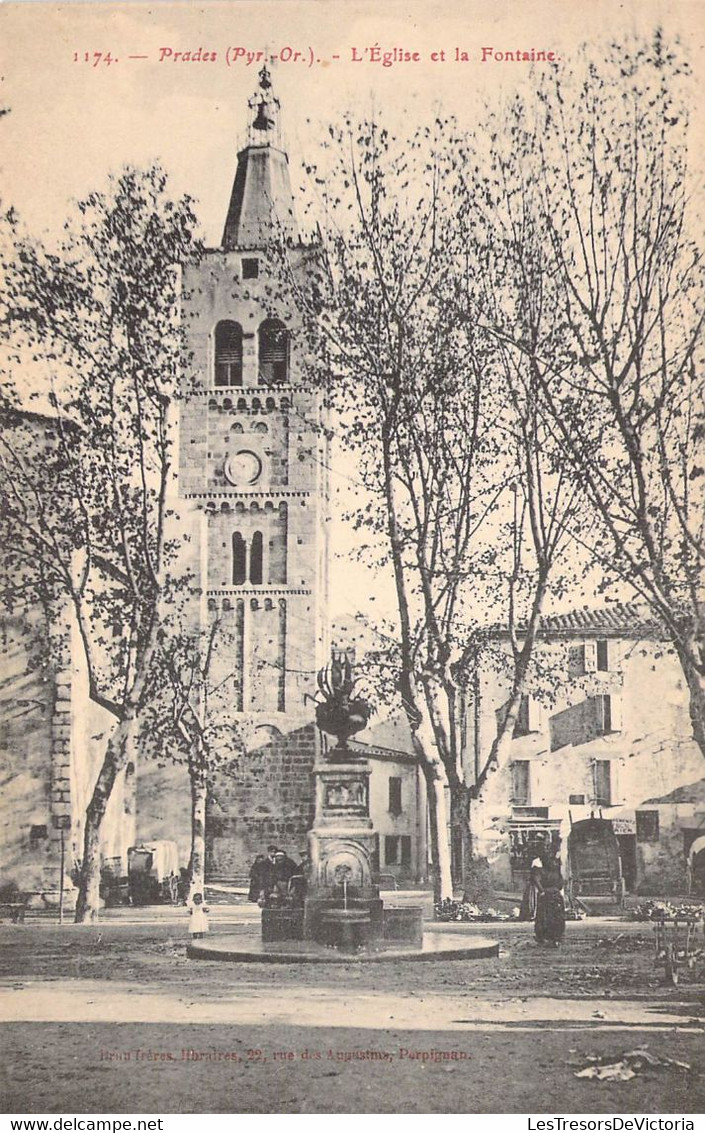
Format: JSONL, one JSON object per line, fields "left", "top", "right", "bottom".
{"left": 250, "top": 531, "right": 263, "bottom": 585}
{"left": 232, "top": 532, "right": 246, "bottom": 585}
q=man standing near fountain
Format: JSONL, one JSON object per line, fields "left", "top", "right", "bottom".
{"left": 271, "top": 850, "right": 299, "bottom": 902}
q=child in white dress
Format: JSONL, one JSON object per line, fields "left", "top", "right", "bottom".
{"left": 189, "top": 892, "right": 210, "bottom": 939}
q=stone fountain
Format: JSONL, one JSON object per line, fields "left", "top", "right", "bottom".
{"left": 304, "top": 650, "right": 389, "bottom": 950}
{"left": 188, "top": 649, "right": 499, "bottom": 963}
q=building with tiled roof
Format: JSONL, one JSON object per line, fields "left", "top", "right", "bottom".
{"left": 487, "top": 600, "right": 664, "bottom": 639}
{"left": 460, "top": 604, "right": 703, "bottom": 896}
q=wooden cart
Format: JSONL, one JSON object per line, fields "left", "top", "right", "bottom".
{"left": 567, "top": 816, "right": 625, "bottom": 906}
{"left": 127, "top": 841, "right": 180, "bottom": 906}
{"left": 654, "top": 914, "right": 704, "bottom": 985}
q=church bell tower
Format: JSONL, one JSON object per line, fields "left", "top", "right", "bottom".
{"left": 178, "top": 67, "right": 329, "bottom": 873}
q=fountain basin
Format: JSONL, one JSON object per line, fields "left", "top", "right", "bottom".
{"left": 319, "top": 906, "right": 373, "bottom": 950}
{"left": 261, "top": 906, "right": 304, "bottom": 942}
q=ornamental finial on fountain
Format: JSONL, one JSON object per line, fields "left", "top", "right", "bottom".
{"left": 315, "top": 648, "right": 371, "bottom": 754}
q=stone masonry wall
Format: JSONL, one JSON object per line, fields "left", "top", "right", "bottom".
{"left": 0, "top": 608, "right": 56, "bottom": 893}
{"left": 206, "top": 722, "right": 317, "bottom": 875}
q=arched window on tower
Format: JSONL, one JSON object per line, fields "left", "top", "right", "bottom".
{"left": 250, "top": 531, "right": 263, "bottom": 585}
{"left": 232, "top": 532, "right": 246, "bottom": 585}
{"left": 258, "top": 318, "right": 289, "bottom": 385}
{"left": 215, "top": 321, "right": 243, "bottom": 386}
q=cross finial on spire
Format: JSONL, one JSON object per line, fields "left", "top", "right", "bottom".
{"left": 247, "top": 62, "right": 280, "bottom": 143}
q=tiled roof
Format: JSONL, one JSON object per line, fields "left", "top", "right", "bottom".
{"left": 484, "top": 601, "right": 665, "bottom": 640}
{"left": 641, "top": 778, "right": 705, "bottom": 806}
{"left": 0, "top": 403, "right": 82, "bottom": 431}
{"left": 537, "top": 601, "right": 661, "bottom": 635}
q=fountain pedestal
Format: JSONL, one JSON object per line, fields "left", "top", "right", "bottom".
{"left": 304, "top": 758, "right": 385, "bottom": 950}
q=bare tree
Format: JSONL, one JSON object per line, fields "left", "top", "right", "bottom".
{"left": 444, "top": 110, "right": 588, "bottom": 778}
{"left": 0, "top": 167, "right": 201, "bottom": 920}
{"left": 139, "top": 620, "right": 245, "bottom": 901}
{"left": 285, "top": 117, "right": 578, "bottom": 898}
{"left": 471, "top": 34, "right": 705, "bottom": 758}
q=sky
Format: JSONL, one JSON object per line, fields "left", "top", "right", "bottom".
{"left": 1, "top": 0, "right": 703, "bottom": 628}
{"left": 1, "top": 0, "right": 701, "bottom": 246}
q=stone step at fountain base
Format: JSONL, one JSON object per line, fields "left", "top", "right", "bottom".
{"left": 188, "top": 930, "right": 500, "bottom": 964}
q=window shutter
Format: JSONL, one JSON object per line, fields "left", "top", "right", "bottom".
{"left": 611, "top": 759, "right": 620, "bottom": 805}
{"left": 384, "top": 835, "right": 399, "bottom": 865}
{"left": 593, "top": 759, "right": 612, "bottom": 806}
{"left": 526, "top": 696, "right": 543, "bottom": 733}
{"left": 615, "top": 758, "right": 627, "bottom": 804}
{"left": 511, "top": 761, "right": 531, "bottom": 805}
{"left": 584, "top": 640, "right": 597, "bottom": 672}
{"left": 610, "top": 692, "right": 623, "bottom": 732}
{"left": 388, "top": 777, "right": 402, "bottom": 815}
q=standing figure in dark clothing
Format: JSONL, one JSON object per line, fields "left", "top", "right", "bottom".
{"left": 535, "top": 853, "right": 566, "bottom": 945}
{"left": 288, "top": 851, "right": 309, "bottom": 907}
{"left": 270, "top": 850, "right": 298, "bottom": 902}
{"left": 248, "top": 854, "right": 270, "bottom": 903}
{"left": 519, "top": 858, "right": 544, "bottom": 921}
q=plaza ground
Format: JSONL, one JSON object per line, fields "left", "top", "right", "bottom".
{"left": 1, "top": 901, "right": 704, "bottom": 1114}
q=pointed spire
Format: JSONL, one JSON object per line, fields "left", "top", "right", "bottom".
{"left": 222, "top": 66, "right": 299, "bottom": 250}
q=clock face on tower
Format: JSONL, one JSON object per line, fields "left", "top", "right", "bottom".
{"left": 224, "top": 449, "right": 262, "bottom": 486}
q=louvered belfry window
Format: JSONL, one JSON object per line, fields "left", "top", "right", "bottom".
{"left": 258, "top": 318, "right": 289, "bottom": 384}
{"left": 215, "top": 320, "right": 243, "bottom": 386}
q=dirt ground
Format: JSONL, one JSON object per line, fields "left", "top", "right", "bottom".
{"left": 1, "top": 912, "right": 704, "bottom": 1114}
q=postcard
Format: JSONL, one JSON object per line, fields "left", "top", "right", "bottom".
{"left": 0, "top": 0, "right": 704, "bottom": 1119}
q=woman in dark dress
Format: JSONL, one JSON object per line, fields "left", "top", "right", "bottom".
{"left": 519, "top": 858, "right": 544, "bottom": 921}
{"left": 534, "top": 854, "right": 566, "bottom": 945}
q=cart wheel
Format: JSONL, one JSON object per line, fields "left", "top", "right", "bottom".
{"left": 665, "top": 945, "right": 679, "bottom": 986}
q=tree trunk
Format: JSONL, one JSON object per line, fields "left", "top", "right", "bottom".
{"left": 121, "top": 742, "right": 137, "bottom": 870}
{"left": 674, "top": 640, "right": 705, "bottom": 761}
{"left": 74, "top": 629, "right": 160, "bottom": 923}
{"left": 188, "top": 757, "right": 207, "bottom": 904}
{"left": 421, "top": 765, "right": 452, "bottom": 901}
{"left": 450, "top": 782, "right": 473, "bottom": 894}
{"left": 74, "top": 716, "right": 132, "bottom": 922}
